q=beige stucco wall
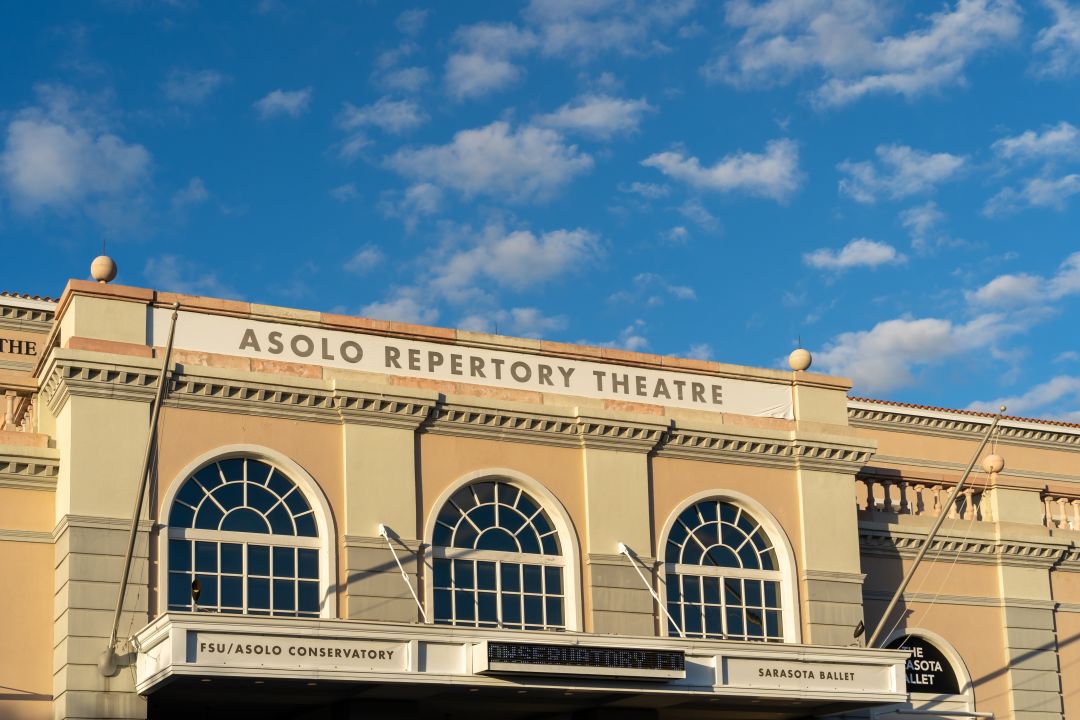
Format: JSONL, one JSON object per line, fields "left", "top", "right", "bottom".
{"left": 0, "top": 540, "right": 53, "bottom": 720}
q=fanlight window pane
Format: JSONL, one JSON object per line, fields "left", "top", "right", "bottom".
{"left": 665, "top": 500, "right": 784, "bottom": 643}
{"left": 432, "top": 481, "right": 565, "bottom": 631}
{"left": 167, "top": 457, "right": 321, "bottom": 618}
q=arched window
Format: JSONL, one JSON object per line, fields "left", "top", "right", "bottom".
{"left": 166, "top": 456, "right": 322, "bottom": 617}
{"left": 430, "top": 480, "right": 565, "bottom": 630}
{"left": 663, "top": 499, "right": 784, "bottom": 641}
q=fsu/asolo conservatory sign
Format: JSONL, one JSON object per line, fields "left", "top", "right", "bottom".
{"left": 151, "top": 309, "right": 796, "bottom": 417}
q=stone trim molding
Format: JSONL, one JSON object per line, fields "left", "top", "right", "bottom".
{"left": 587, "top": 552, "right": 659, "bottom": 567}
{"left": 849, "top": 400, "right": 1080, "bottom": 452}
{"left": 345, "top": 534, "right": 423, "bottom": 554}
{"left": 40, "top": 354, "right": 879, "bottom": 466}
{"left": 863, "top": 590, "right": 1056, "bottom": 611}
{"left": 802, "top": 569, "right": 867, "bottom": 585}
{"left": 0, "top": 301, "right": 54, "bottom": 330}
{"left": 54, "top": 514, "right": 154, "bottom": 541}
{"left": 860, "top": 525, "right": 1068, "bottom": 568}
{"left": 0, "top": 450, "right": 59, "bottom": 491}
{"left": 0, "top": 528, "right": 53, "bottom": 543}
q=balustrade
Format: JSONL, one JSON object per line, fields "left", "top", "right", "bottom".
{"left": 856, "top": 476, "right": 986, "bottom": 521}
{"left": 1043, "top": 494, "right": 1080, "bottom": 530}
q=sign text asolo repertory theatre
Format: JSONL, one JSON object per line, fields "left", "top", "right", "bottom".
{"left": 153, "top": 309, "right": 795, "bottom": 418}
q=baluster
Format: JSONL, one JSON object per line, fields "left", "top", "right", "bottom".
{"left": 932, "top": 485, "right": 944, "bottom": 517}
{"left": 913, "top": 484, "right": 926, "bottom": 515}
{"left": 1044, "top": 496, "right": 1053, "bottom": 527}
{"left": 898, "top": 479, "right": 910, "bottom": 514}
{"left": 1071, "top": 499, "right": 1080, "bottom": 531}
{"left": 962, "top": 488, "right": 975, "bottom": 520}
{"left": 857, "top": 478, "right": 870, "bottom": 511}
{"left": 947, "top": 485, "right": 959, "bottom": 519}
{"left": 882, "top": 479, "right": 894, "bottom": 513}
{"left": 1058, "top": 498, "right": 1070, "bottom": 529}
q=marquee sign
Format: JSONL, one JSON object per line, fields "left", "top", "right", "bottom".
{"left": 476, "top": 641, "right": 685, "bottom": 679}
{"left": 189, "top": 632, "right": 407, "bottom": 672}
{"left": 151, "top": 309, "right": 795, "bottom": 418}
{"left": 885, "top": 636, "right": 961, "bottom": 695}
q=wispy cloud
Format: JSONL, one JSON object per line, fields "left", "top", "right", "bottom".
{"left": 967, "top": 375, "right": 1080, "bottom": 421}
{"left": 838, "top": 144, "right": 966, "bottom": 203}
{"left": 642, "top": 139, "right": 802, "bottom": 201}
{"left": 254, "top": 87, "right": 312, "bottom": 119}
{"left": 706, "top": 0, "right": 1021, "bottom": 107}
{"left": 144, "top": 255, "right": 239, "bottom": 298}
{"left": 966, "top": 250, "right": 1080, "bottom": 306}
{"left": 388, "top": 121, "right": 593, "bottom": 202}
{"left": 984, "top": 173, "right": 1080, "bottom": 215}
{"left": 535, "top": 94, "right": 652, "bottom": 139}
{"left": 162, "top": 68, "right": 228, "bottom": 105}
{"left": 803, "top": 238, "right": 906, "bottom": 271}
{"left": 1032, "top": 0, "right": 1080, "bottom": 78}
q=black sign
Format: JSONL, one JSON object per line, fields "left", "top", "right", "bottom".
{"left": 487, "top": 641, "right": 685, "bottom": 672}
{"left": 886, "top": 636, "right": 960, "bottom": 695}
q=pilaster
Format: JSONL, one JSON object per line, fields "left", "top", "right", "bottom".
{"left": 579, "top": 411, "right": 667, "bottom": 635}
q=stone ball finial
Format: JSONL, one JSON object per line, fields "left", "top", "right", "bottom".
{"left": 788, "top": 348, "right": 812, "bottom": 372}
{"left": 983, "top": 453, "right": 1005, "bottom": 475}
{"left": 90, "top": 255, "right": 117, "bottom": 284}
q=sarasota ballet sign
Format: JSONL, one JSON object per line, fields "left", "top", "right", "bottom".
{"left": 151, "top": 309, "right": 795, "bottom": 418}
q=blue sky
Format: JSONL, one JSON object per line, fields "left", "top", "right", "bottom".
{"left": 3, "top": 1, "right": 1080, "bottom": 420}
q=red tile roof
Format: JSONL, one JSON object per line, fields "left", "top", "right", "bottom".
{"left": 850, "top": 396, "right": 1080, "bottom": 430}
{"left": 0, "top": 291, "right": 58, "bottom": 303}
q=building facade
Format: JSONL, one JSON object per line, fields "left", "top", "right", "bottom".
{"left": 0, "top": 279, "right": 1077, "bottom": 719}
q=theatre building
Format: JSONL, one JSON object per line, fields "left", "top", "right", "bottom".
{"left": 2, "top": 272, "right": 1079, "bottom": 719}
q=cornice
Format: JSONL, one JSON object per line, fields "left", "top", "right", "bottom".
{"left": 42, "top": 355, "right": 158, "bottom": 415}
{"left": 849, "top": 404, "right": 1080, "bottom": 453}
{"left": 425, "top": 402, "right": 583, "bottom": 448}
{"left": 166, "top": 374, "right": 339, "bottom": 423}
{"left": 0, "top": 302, "right": 53, "bottom": 329}
{"left": 859, "top": 526, "right": 1068, "bottom": 568}
{"left": 576, "top": 414, "right": 668, "bottom": 452}
{"left": 802, "top": 569, "right": 867, "bottom": 585}
{"left": 0, "top": 450, "right": 59, "bottom": 491}
{"left": 0, "top": 528, "right": 52, "bottom": 543}
{"left": 336, "top": 389, "right": 435, "bottom": 430}
{"left": 657, "top": 427, "right": 796, "bottom": 468}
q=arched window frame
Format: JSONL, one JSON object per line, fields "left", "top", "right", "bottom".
{"left": 883, "top": 628, "right": 975, "bottom": 713}
{"left": 422, "top": 468, "right": 582, "bottom": 632}
{"left": 156, "top": 445, "right": 337, "bottom": 619}
{"left": 657, "top": 489, "right": 801, "bottom": 643}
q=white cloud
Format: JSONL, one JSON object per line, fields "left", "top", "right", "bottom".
{"left": 329, "top": 183, "right": 358, "bottom": 201}
{"left": 662, "top": 225, "right": 689, "bottom": 242}
{"left": 432, "top": 225, "right": 601, "bottom": 293}
{"left": 396, "top": 8, "right": 429, "bottom": 36}
{"left": 679, "top": 199, "right": 720, "bottom": 231}
{"left": 361, "top": 292, "right": 439, "bottom": 325}
{"left": 387, "top": 121, "right": 593, "bottom": 202}
{"left": 967, "top": 375, "right": 1080, "bottom": 418}
{"left": 171, "top": 177, "right": 208, "bottom": 213}
{"left": 338, "top": 97, "right": 428, "bottom": 134}
{"left": 445, "top": 53, "right": 526, "bottom": 100}
{"left": 1033, "top": 0, "right": 1080, "bottom": 78}
{"left": 144, "top": 255, "right": 238, "bottom": 298}
{"left": 984, "top": 173, "right": 1080, "bottom": 215}
{"left": 992, "top": 121, "right": 1080, "bottom": 161}
{"left": 162, "top": 69, "right": 227, "bottom": 105}
{"left": 380, "top": 66, "right": 431, "bottom": 93}
{"left": 535, "top": 94, "right": 652, "bottom": 139}
{"left": 445, "top": 23, "right": 537, "bottom": 100}
{"left": 459, "top": 307, "right": 568, "bottom": 337}
{"left": 344, "top": 245, "right": 383, "bottom": 274}
{"left": 685, "top": 343, "right": 713, "bottom": 360}
{"left": 379, "top": 182, "right": 443, "bottom": 231}
{"left": 838, "top": 144, "right": 966, "bottom": 203}
{"left": 803, "top": 238, "right": 906, "bottom": 271}
{"left": 707, "top": 0, "right": 1020, "bottom": 107}
{"left": 815, "top": 313, "right": 1023, "bottom": 392}
{"left": 642, "top": 139, "right": 801, "bottom": 201}
{"left": 254, "top": 88, "right": 312, "bottom": 119}
{"left": 619, "top": 181, "right": 669, "bottom": 198}
{"left": 608, "top": 272, "right": 697, "bottom": 307}
{"left": 967, "top": 251, "right": 1080, "bottom": 306}
{"left": 900, "top": 201, "right": 946, "bottom": 250}
{"left": 523, "top": 0, "right": 696, "bottom": 60}
{"left": 0, "top": 84, "right": 151, "bottom": 217}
